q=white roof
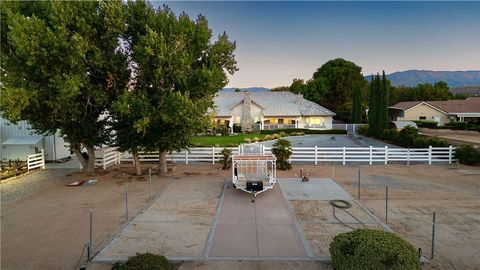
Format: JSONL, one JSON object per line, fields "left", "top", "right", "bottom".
{"left": 2, "top": 136, "right": 43, "bottom": 145}
{"left": 213, "top": 92, "right": 335, "bottom": 117}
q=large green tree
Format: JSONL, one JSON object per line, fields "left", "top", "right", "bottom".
{"left": 123, "top": 2, "right": 237, "bottom": 175}
{"left": 312, "top": 58, "right": 366, "bottom": 115}
{"left": 1, "top": 1, "right": 129, "bottom": 173}
{"left": 368, "top": 72, "right": 388, "bottom": 136}
{"left": 351, "top": 82, "right": 362, "bottom": 123}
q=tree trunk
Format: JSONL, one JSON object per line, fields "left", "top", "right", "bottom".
{"left": 73, "top": 147, "right": 88, "bottom": 172}
{"left": 133, "top": 151, "right": 142, "bottom": 176}
{"left": 85, "top": 145, "right": 96, "bottom": 174}
{"left": 158, "top": 150, "right": 168, "bottom": 176}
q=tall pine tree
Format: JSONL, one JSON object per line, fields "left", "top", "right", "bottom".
{"left": 380, "top": 71, "right": 389, "bottom": 130}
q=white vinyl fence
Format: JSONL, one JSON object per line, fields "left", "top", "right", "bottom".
{"left": 94, "top": 145, "right": 456, "bottom": 170}
{"left": 27, "top": 149, "right": 45, "bottom": 171}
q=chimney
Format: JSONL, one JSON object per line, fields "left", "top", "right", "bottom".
{"left": 241, "top": 92, "right": 253, "bottom": 132}
{"left": 296, "top": 93, "right": 303, "bottom": 103}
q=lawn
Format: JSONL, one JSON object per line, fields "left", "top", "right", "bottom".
{"left": 192, "top": 134, "right": 270, "bottom": 147}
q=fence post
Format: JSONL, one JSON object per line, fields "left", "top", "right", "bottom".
{"left": 87, "top": 209, "right": 93, "bottom": 261}
{"left": 357, "top": 169, "right": 360, "bottom": 200}
{"left": 148, "top": 168, "right": 152, "bottom": 198}
{"left": 125, "top": 185, "right": 129, "bottom": 222}
{"left": 407, "top": 148, "right": 410, "bottom": 166}
{"left": 262, "top": 145, "right": 265, "bottom": 156}
{"left": 314, "top": 146, "right": 318, "bottom": 165}
{"left": 185, "top": 151, "right": 189, "bottom": 164}
{"left": 342, "top": 146, "right": 346, "bottom": 165}
{"left": 41, "top": 149, "right": 46, "bottom": 169}
{"left": 332, "top": 164, "right": 335, "bottom": 180}
{"left": 385, "top": 186, "right": 388, "bottom": 223}
{"left": 369, "top": 146, "right": 373, "bottom": 165}
{"left": 448, "top": 145, "right": 452, "bottom": 164}
{"left": 212, "top": 146, "right": 215, "bottom": 164}
{"left": 431, "top": 211, "right": 436, "bottom": 259}
{"left": 384, "top": 146, "right": 388, "bottom": 165}
{"left": 428, "top": 145, "right": 432, "bottom": 165}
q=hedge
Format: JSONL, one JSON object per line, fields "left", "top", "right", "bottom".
{"left": 111, "top": 253, "right": 172, "bottom": 270}
{"left": 359, "top": 125, "right": 449, "bottom": 148}
{"left": 455, "top": 144, "right": 480, "bottom": 165}
{"left": 260, "top": 128, "right": 346, "bottom": 135}
{"left": 413, "top": 120, "right": 438, "bottom": 128}
{"left": 330, "top": 229, "right": 420, "bottom": 270}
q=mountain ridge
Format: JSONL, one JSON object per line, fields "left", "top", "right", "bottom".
{"left": 365, "top": 70, "right": 480, "bottom": 87}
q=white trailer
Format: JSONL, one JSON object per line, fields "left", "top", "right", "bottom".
{"left": 231, "top": 154, "right": 276, "bottom": 200}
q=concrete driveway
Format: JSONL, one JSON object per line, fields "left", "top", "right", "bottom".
{"left": 261, "top": 135, "right": 400, "bottom": 148}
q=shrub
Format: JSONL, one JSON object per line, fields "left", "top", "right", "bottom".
{"left": 455, "top": 144, "right": 480, "bottom": 165}
{"left": 330, "top": 229, "right": 420, "bottom": 270}
{"left": 445, "top": 121, "right": 468, "bottom": 130}
{"left": 232, "top": 124, "right": 241, "bottom": 133}
{"left": 279, "top": 131, "right": 287, "bottom": 137}
{"left": 243, "top": 138, "right": 251, "bottom": 143}
{"left": 253, "top": 137, "right": 260, "bottom": 142}
{"left": 220, "top": 148, "right": 232, "bottom": 169}
{"left": 357, "top": 125, "right": 369, "bottom": 136}
{"left": 272, "top": 133, "right": 281, "bottom": 139}
{"left": 272, "top": 138, "right": 292, "bottom": 170}
{"left": 264, "top": 135, "right": 273, "bottom": 140}
{"left": 413, "top": 120, "right": 438, "bottom": 128}
{"left": 216, "top": 125, "right": 229, "bottom": 136}
{"left": 112, "top": 253, "right": 172, "bottom": 270}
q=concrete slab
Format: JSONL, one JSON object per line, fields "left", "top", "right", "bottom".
{"left": 278, "top": 178, "right": 352, "bottom": 201}
{"left": 208, "top": 184, "right": 308, "bottom": 258}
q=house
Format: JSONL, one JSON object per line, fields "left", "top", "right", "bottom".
{"left": 389, "top": 97, "right": 480, "bottom": 125}
{"left": 212, "top": 92, "right": 335, "bottom": 132}
{"left": 1, "top": 117, "right": 71, "bottom": 162}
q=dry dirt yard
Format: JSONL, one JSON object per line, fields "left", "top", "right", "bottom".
{"left": 277, "top": 163, "right": 480, "bottom": 270}
{"left": 2, "top": 162, "right": 479, "bottom": 270}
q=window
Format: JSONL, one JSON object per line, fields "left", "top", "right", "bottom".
{"left": 419, "top": 116, "right": 426, "bottom": 120}
{"left": 235, "top": 116, "right": 241, "bottom": 123}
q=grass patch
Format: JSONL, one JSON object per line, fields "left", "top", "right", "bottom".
{"left": 192, "top": 134, "right": 269, "bottom": 147}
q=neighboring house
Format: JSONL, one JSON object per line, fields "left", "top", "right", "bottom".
{"left": 1, "top": 117, "right": 71, "bottom": 162}
{"left": 212, "top": 92, "right": 335, "bottom": 132}
{"left": 389, "top": 97, "right": 480, "bottom": 125}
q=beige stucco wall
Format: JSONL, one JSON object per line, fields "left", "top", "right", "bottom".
{"left": 230, "top": 102, "right": 263, "bottom": 124}
{"left": 399, "top": 104, "right": 449, "bottom": 126}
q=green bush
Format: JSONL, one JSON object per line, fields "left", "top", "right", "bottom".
{"left": 232, "top": 124, "right": 241, "bottom": 133}
{"left": 243, "top": 138, "right": 251, "bottom": 143}
{"left": 220, "top": 148, "right": 232, "bottom": 169}
{"left": 413, "top": 120, "right": 438, "bottom": 128}
{"left": 216, "top": 125, "right": 229, "bottom": 136}
{"left": 445, "top": 121, "right": 468, "bottom": 130}
{"left": 272, "top": 133, "right": 281, "bottom": 139}
{"left": 455, "top": 144, "right": 480, "bottom": 165}
{"left": 264, "top": 135, "right": 273, "bottom": 140}
{"left": 271, "top": 138, "right": 292, "bottom": 170}
{"left": 253, "top": 137, "right": 260, "bottom": 142}
{"left": 260, "top": 128, "right": 346, "bottom": 135}
{"left": 112, "top": 253, "right": 172, "bottom": 270}
{"left": 279, "top": 131, "right": 287, "bottom": 137}
{"left": 330, "top": 229, "right": 420, "bottom": 270}
{"left": 358, "top": 125, "right": 369, "bottom": 136}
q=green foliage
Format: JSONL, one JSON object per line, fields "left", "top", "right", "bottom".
{"left": 191, "top": 134, "right": 268, "bottom": 147}
{"left": 413, "top": 120, "right": 438, "bottom": 128}
{"left": 272, "top": 138, "right": 292, "bottom": 170}
{"left": 368, "top": 72, "right": 389, "bottom": 136}
{"left": 1, "top": 1, "right": 129, "bottom": 173}
{"left": 264, "top": 135, "right": 273, "bottom": 141}
{"left": 243, "top": 138, "right": 251, "bottom": 143}
{"left": 455, "top": 144, "right": 480, "bottom": 165}
{"left": 272, "top": 133, "right": 281, "bottom": 140}
{"left": 220, "top": 148, "right": 232, "bottom": 169}
{"left": 111, "top": 253, "right": 172, "bottom": 270}
{"left": 330, "top": 229, "right": 420, "bottom": 270}
{"left": 374, "top": 126, "right": 449, "bottom": 148}
{"left": 260, "top": 128, "right": 347, "bottom": 135}
{"left": 351, "top": 83, "right": 362, "bottom": 123}
{"left": 216, "top": 125, "right": 230, "bottom": 136}
{"left": 389, "top": 80, "right": 453, "bottom": 105}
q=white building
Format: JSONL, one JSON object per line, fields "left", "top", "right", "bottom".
{"left": 1, "top": 117, "right": 71, "bottom": 162}
{"left": 212, "top": 92, "right": 335, "bottom": 132}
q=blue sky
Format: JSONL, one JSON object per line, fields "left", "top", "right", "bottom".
{"left": 157, "top": 1, "right": 480, "bottom": 88}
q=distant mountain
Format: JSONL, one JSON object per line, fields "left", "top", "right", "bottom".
{"left": 221, "top": 87, "right": 271, "bottom": 92}
{"left": 365, "top": 70, "right": 480, "bottom": 88}
{"left": 450, "top": 85, "right": 480, "bottom": 96}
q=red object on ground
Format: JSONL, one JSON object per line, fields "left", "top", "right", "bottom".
{"left": 68, "top": 180, "right": 85, "bottom": 186}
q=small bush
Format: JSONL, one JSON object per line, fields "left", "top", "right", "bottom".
{"left": 232, "top": 124, "right": 241, "bottom": 133}
{"left": 445, "top": 121, "right": 468, "bottom": 130}
{"left": 330, "top": 229, "right": 420, "bottom": 270}
{"left": 264, "top": 135, "right": 273, "bottom": 140}
{"left": 279, "top": 131, "right": 287, "bottom": 137}
{"left": 455, "top": 144, "right": 480, "bottom": 165}
{"left": 272, "top": 138, "right": 292, "bottom": 170}
{"left": 220, "top": 148, "right": 232, "bottom": 169}
{"left": 272, "top": 133, "right": 281, "bottom": 139}
{"left": 112, "top": 253, "right": 172, "bottom": 270}
{"left": 253, "top": 137, "right": 260, "bottom": 142}
{"left": 243, "top": 138, "right": 251, "bottom": 143}
{"left": 358, "top": 125, "right": 369, "bottom": 136}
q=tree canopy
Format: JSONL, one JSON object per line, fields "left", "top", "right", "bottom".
{"left": 1, "top": 1, "right": 129, "bottom": 173}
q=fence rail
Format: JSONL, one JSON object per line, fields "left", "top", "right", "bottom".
{"left": 94, "top": 145, "right": 456, "bottom": 170}
{"left": 27, "top": 149, "right": 45, "bottom": 171}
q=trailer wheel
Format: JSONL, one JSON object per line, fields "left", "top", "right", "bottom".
{"left": 232, "top": 183, "right": 236, "bottom": 189}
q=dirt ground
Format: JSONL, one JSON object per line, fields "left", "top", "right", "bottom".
{"left": 420, "top": 128, "right": 480, "bottom": 146}
{"left": 2, "top": 162, "right": 479, "bottom": 270}
{"left": 277, "top": 163, "right": 480, "bottom": 270}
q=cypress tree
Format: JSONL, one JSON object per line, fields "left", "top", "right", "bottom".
{"left": 380, "top": 71, "right": 389, "bottom": 130}
{"left": 352, "top": 82, "right": 362, "bottom": 123}
{"left": 367, "top": 75, "right": 376, "bottom": 136}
